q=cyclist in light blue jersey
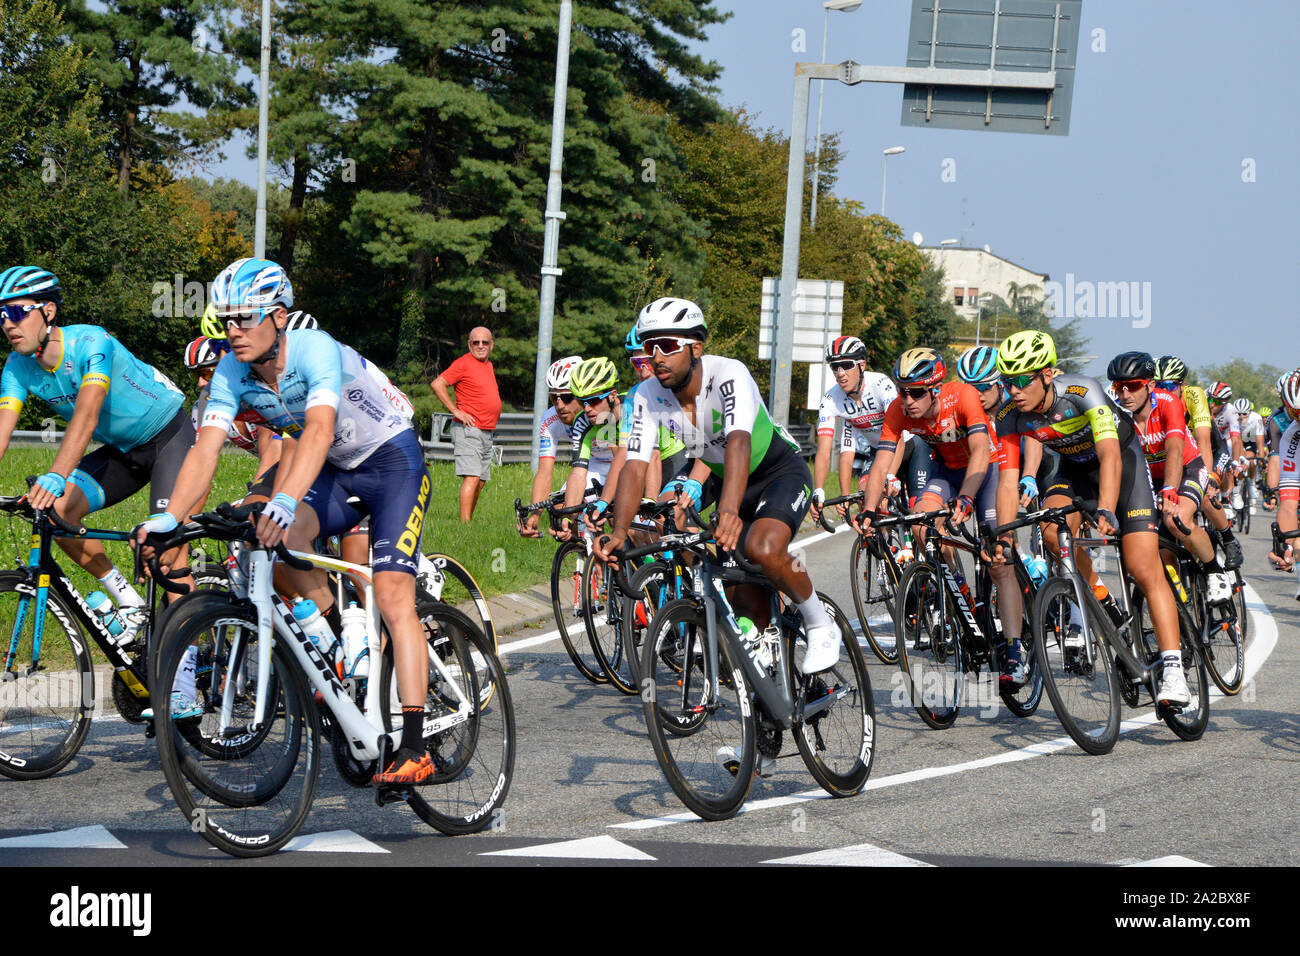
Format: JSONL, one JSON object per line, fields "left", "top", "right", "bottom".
{"left": 0, "top": 265, "right": 193, "bottom": 609}
{"left": 137, "top": 257, "right": 436, "bottom": 786}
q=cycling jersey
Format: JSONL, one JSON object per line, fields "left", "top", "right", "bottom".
{"left": 1240, "top": 410, "right": 1264, "bottom": 449}
{"left": 1181, "top": 385, "right": 1213, "bottom": 435}
{"left": 988, "top": 388, "right": 1029, "bottom": 473}
{"left": 624, "top": 355, "right": 801, "bottom": 477}
{"left": 201, "top": 328, "right": 411, "bottom": 470}
{"left": 1277, "top": 421, "right": 1300, "bottom": 500}
{"left": 1212, "top": 402, "right": 1241, "bottom": 447}
{"left": 878, "top": 381, "right": 997, "bottom": 472}
{"left": 193, "top": 386, "right": 266, "bottom": 453}
{"left": 620, "top": 380, "right": 687, "bottom": 459}
{"left": 569, "top": 406, "right": 617, "bottom": 486}
{"left": 537, "top": 404, "right": 571, "bottom": 461}
{"left": 817, "top": 372, "right": 898, "bottom": 457}
{"left": 1135, "top": 389, "right": 1199, "bottom": 485}
{"left": 1269, "top": 408, "right": 1292, "bottom": 458}
{"left": 0, "top": 324, "right": 184, "bottom": 451}
{"left": 994, "top": 374, "right": 1134, "bottom": 467}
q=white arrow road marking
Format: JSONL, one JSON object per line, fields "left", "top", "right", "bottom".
{"left": 481, "top": 835, "right": 655, "bottom": 861}
{"left": 0, "top": 825, "right": 125, "bottom": 849}
{"left": 282, "top": 829, "right": 390, "bottom": 853}
{"left": 1124, "top": 856, "right": 1210, "bottom": 867}
{"left": 763, "top": 842, "right": 932, "bottom": 866}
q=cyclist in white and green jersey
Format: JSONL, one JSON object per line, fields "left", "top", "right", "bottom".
{"left": 595, "top": 297, "right": 841, "bottom": 673}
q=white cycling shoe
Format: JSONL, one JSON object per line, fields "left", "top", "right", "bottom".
{"left": 1157, "top": 667, "right": 1191, "bottom": 709}
{"left": 716, "top": 746, "right": 776, "bottom": 778}
{"left": 800, "top": 623, "right": 842, "bottom": 674}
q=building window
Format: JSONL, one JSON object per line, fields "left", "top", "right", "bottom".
{"left": 967, "top": 287, "right": 978, "bottom": 303}
{"left": 953, "top": 288, "right": 965, "bottom": 306}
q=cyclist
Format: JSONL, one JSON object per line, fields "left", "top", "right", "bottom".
{"left": 561, "top": 357, "right": 626, "bottom": 537}
{"left": 1206, "top": 381, "right": 1245, "bottom": 511}
{"left": 1108, "top": 352, "right": 1229, "bottom": 597}
{"left": 135, "top": 257, "right": 436, "bottom": 786}
{"left": 594, "top": 297, "right": 842, "bottom": 673}
{"left": 623, "top": 326, "right": 690, "bottom": 500}
{"left": 0, "top": 265, "right": 193, "bottom": 618}
{"left": 518, "top": 354, "right": 584, "bottom": 538}
{"left": 1235, "top": 397, "right": 1264, "bottom": 514}
{"left": 1155, "top": 356, "right": 1242, "bottom": 569}
{"left": 1266, "top": 372, "right": 1298, "bottom": 510}
{"left": 859, "top": 347, "right": 1028, "bottom": 686}
{"left": 956, "top": 345, "right": 1044, "bottom": 507}
{"left": 809, "top": 335, "right": 928, "bottom": 523}
{"left": 185, "top": 335, "right": 282, "bottom": 493}
{"left": 994, "top": 330, "right": 1190, "bottom": 708}
{"left": 1267, "top": 372, "right": 1300, "bottom": 597}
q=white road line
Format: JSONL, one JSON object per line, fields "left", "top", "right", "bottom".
{"left": 763, "top": 842, "right": 933, "bottom": 866}
{"left": 612, "top": 581, "right": 1279, "bottom": 831}
{"left": 481, "top": 835, "right": 656, "bottom": 860}
{"left": 0, "top": 825, "right": 125, "bottom": 849}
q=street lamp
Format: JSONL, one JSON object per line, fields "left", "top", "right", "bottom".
{"left": 881, "top": 145, "right": 904, "bottom": 215}
{"left": 939, "top": 238, "right": 959, "bottom": 246}
{"left": 810, "top": 0, "right": 864, "bottom": 229}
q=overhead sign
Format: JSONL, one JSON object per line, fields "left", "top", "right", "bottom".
{"left": 759, "top": 278, "right": 843, "bottom": 363}
{"left": 900, "top": 0, "right": 1081, "bottom": 135}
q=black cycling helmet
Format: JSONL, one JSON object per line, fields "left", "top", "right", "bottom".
{"left": 1106, "top": 351, "right": 1156, "bottom": 382}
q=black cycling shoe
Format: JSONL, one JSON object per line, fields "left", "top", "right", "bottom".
{"left": 1220, "top": 536, "right": 1244, "bottom": 570}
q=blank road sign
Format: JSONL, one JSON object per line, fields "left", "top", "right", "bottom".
{"left": 901, "top": 0, "right": 1081, "bottom": 135}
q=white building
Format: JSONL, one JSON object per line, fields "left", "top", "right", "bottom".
{"left": 922, "top": 246, "right": 1049, "bottom": 321}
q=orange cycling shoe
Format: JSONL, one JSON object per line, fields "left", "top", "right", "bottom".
{"left": 372, "top": 747, "right": 435, "bottom": 786}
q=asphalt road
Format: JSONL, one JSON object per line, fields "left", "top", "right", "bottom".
{"left": 3, "top": 512, "right": 1296, "bottom": 869}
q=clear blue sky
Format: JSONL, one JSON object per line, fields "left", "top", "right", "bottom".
{"left": 209, "top": 1, "right": 1297, "bottom": 376}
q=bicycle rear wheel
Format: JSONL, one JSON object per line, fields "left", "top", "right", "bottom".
{"left": 849, "top": 534, "right": 900, "bottom": 664}
{"left": 789, "top": 593, "right": 875, "bottom": 796}
{"left": 584, "top": 556, "right": 634, "bottom": 694}
{"left": 0, "top": 571, "right": 93, "bottom": 780}
{"left": 640, "top": 598, "right": 755, "bottom": 820}
{"left": 894, "top": 561, "right": 963, "bottom": 729}
{"left": 1032, "top": 577, "right": 1119, "bottom": 755}
{"left": 550, "top": 539, "right": 607, "bottom": 684}
{"left": 381, "top": 603, "right": 515, "bottom": 835}
{"left": 1000, "top": 584, "right": 1044, "bottom": 718}
{"left": 154, "top": 602, "right": 319, "bottom": 857}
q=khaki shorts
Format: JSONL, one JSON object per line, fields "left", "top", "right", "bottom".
{"left": 451, "top": 422, "right": 493, "bottom": 480}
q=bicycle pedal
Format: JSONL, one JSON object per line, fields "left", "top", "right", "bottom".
{"left": 374, "top": 785, "right": 412, "bottom": 807}
{"left": 144, "top": 719, "right": 155, "bottom": 740}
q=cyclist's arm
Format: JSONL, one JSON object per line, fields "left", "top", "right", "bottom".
{"left": 0, "top": 407, "right": 18, "bottom": 460}
{"left": 860, "top": 448, "right": 891, "bottom": 515}
{"left": 1094, "top": 435, "right": 1122, "bottom": 516}
{"left": 957, "top": 434, "right": 990, "bottom": 501}
{"left": 811, "top": 432, "right": 833, "bottom": 496}
{"left": 1164, "top": 430, "right": 1186, "bottom": 483}
{"left": 1021, "top": 437, "right": 1043, "bottom": 485}
{"left": 269, "top": 405, "right": 336, "bottom": 503}
{"left": 837, "top": 448, "right": 854, "bottom": 500}
{"left": 531, "top": 456, "right": 556, "bottom": 504}
{"left": 253, "top": 427, "right": 282, "bottom": 481}
{"left": 47, "top": 382, "right": 107, "bottom": 481}
{"left": 1194, "top": 423, "right": 1215, "bottom": 474}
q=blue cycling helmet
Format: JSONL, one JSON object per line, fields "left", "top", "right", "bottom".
{"left": 957, "top": 345, "right": 1000, "bottom": 384}
{"left": 0, "top": 266, "right": 62, "bottom": 304}
{"left": 624, "top": 325, "right": 643, "bottom": 353}
{"left": 210, "top": 257, "right": 293, "bottom": 313}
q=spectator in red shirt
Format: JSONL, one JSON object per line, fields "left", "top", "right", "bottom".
{"left": 432, "top": 327, "right": 502, "bottom": 521}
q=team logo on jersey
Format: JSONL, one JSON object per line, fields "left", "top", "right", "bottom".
{"left": 1066, "top": 385, "right": 1089, "bottom": 397}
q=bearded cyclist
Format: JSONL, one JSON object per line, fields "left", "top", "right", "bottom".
{"left": 994, "top": 330, "right": 1190, "bottom": 709}
{"left": 594, "top": 297, "right": 841, "bottom": 673}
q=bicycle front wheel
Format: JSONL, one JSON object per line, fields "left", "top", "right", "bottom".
{"left": 849, "top": 534, "right": 900, "bottom": 664}
{"left": 1032, "top": 577, "right": 1120, "bottom": 755}
{"left": 641, "top": 598, "right": 755, "bottom": 821}
{"left": 790, "top": 593, "right": 875, "bottom": 796}
{"left": 380, "top": 603, "right": 515, "bottom": 835}
{"left": 0, "top": 571, "right": 93, "bottom": 780}
{"left": 154, "top": 602, "right": 319, "bottom": 857}
{"left": 584, "top": 556, "right": 634, "bottom": 694}
{"left": 550, "top": 539, "right": 607, "bottom": 684}
{"left": 894, "top": 561, "right": 963, "bottom": 729}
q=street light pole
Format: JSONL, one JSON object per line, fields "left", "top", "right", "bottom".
{"left": 810, "top": 1, "right": 863, "bottom": 229}
{"left": 253, "top": 0, "right": 271, "bottom": 258}
{"left": 881, "top": 145, "right": 904, "bottom": 215}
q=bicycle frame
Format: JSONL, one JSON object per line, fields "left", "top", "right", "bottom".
{"left": 222, "top": 547, "right": 473, "bottom": 763}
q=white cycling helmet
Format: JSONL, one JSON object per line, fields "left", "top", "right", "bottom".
{"left": 1232, "top": 397, "right": 1252, "bottom": 415}
{"left": 1281, "top": 372, "right": 1300, "bottom": 416}
{"left": 546, "top": 355, "right": 584, "bottom": 392}
{"left": 284, "top": 310, "right": 318, "bottom": 331}
{"left": 635, "top": 297, "right": 707, "bottom": 340}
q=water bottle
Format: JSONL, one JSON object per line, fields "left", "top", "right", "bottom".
{"left": 86, "top": 591, "right": 126, "bottom": 644}
{"left": 1024, "top": 556, "right": 1048, "bottom": 588}
{"left": 340, "top": 601, "right": 370, "bottom": 678}
{"left": 737, "top": 617, "right": 772, "bottom": 669}
{"left": 293, "top": 598, "right": 341, "bottom": 673}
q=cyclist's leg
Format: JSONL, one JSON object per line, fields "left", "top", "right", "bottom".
{"left": 147, "top": 408, "right": 197, "bottom": 592}
{"left": 1166, "top": 461, "right": 1214, "bottom": 563}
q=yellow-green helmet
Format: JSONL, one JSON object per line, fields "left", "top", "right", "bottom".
{"left": 996, "top": 330, "right": 1057, "bottom": 376}
{"left": 200, "top": 302, "right": 227, "bottom": 340}
{"left": 570, "top": 357, "right": 619, "bottom": 399}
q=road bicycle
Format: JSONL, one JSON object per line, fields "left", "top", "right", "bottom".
{"left": 889, "top": 507, "right": 1044, "bottom": 729}
{"left": 618, "top": 507, "right": 874, "bottom": 821}
{"left": 146, "top": 502, "right": 515, "bottom": 857}
{"left": 0, "top": 486, "right": 223, "bottom": 779}
{"left": 1031, "top": 500, "right": 1209, "bottom": 755}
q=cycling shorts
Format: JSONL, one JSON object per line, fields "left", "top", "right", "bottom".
{"left": 246, "top": 461, "right": 277, "bottom": 500}
{"left": 302, "top": 429, "right": 429, "bottom": 576}
{"left": 69, "top": 407, "right": 193, "bottom": 515}
{"left": 1039, "top": 434, "right": 1159, "bottom": 536}
{"left": 920, "top": 458, "right": 999, "bottom": 527}
{"left": 672, "top": 455, "right": 814, "bottom": 536}
{"left": 1172, "top": 458, "right": 1208, "bottom": 510}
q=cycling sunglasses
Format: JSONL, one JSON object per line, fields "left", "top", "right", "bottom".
{"left": 217, "top": 306, "right": 274, "bottom": 329}
{"left": 0, "top": 302, "right": 46, "bottom": 324}
{"left": 629, "top": 355, "right": 652, "bottom": 370}
{"left": 642, "top": 335, "right": 696, "bottom": 357}
{"left": 550, "top": 391, "right": 577, "bottom": 405}
{"left": 1002, "top": 371, "right": 1044, "bottom": 390}
{"left": 1111, "top": 379, "right": 1150, "bottom": 393}
{"left": 830, "top": 360, "right": 858, "bottom": 372}
{"left": 972, "top": 380, "right": 1000, "bottom": 393}
{"left": 898, "top": 386, "right": 931, "bottom": 400}
{"left": 581, "top": 390, "right": 616, "bottom": 408}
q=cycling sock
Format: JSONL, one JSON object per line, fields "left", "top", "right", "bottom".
{"left": 1161, "top": 650, "right": 1183, "bottom": 673}
{"left": 99, "top": 567, "right": 144, "bottom": 607}
{"left": 400, "top": 706, "right": 425, "bottom": 753}
{"left": 796, "top": 594, "right": 833, "bottom": 630}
